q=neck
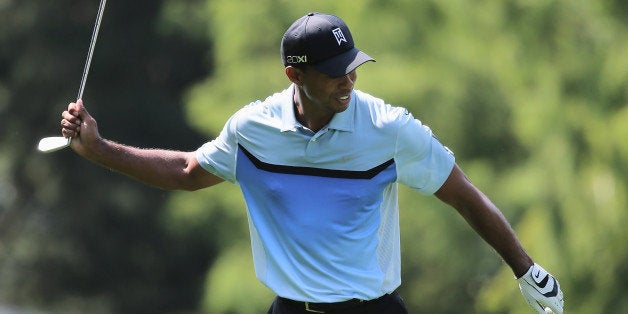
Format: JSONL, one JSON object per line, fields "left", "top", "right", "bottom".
{"left": 293, "top": 87, "right": 334, "bottom": 132}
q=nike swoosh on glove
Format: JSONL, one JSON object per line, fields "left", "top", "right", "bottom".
{"left": 517, "top": 263, "right": 564, "bottom": 313}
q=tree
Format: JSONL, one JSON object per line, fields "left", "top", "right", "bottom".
{"left": 0, "top": 0, "right": 214, "bottom": 312}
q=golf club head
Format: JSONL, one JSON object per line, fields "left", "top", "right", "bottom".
{"left": 38, "top": 136, "right": 71, "bottom": 153}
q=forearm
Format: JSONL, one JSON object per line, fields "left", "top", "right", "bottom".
{"left": 435, "top": 165, "right": 533, "bottom": 277}
{"left": 82, "top": 138, "right": 198, "bottom": 190}
{"left": 455, "top": 193, "right": 533, "bottom": 277}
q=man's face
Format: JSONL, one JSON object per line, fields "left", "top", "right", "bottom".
{"left": 298, "top": 68, "right": 357, "bottom": 114}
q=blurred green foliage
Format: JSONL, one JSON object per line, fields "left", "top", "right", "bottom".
{"left": 1, "top": 0, "right": 627, "bottom": 313}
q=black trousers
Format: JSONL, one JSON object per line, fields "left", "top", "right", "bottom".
{"left": 266, "top": 292, "right": 408, "bottom": 314}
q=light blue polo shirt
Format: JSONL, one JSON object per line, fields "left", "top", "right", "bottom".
{"left": 196, "top": 85, "right": 455, "bottom": 302}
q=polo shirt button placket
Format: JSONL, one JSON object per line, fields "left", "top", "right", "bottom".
{"left": 306, "top": 137, "right": 317, "bottom": 158}
{"left": 305, "top": 128, "right": 329, "bottom": 159}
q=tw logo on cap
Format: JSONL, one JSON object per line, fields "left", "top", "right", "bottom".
{"left": 332, "top": 28, "right": 347, "bottom": 46}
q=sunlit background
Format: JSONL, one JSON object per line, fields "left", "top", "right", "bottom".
{"left": 1, "top": 0, "right": 627, "bottom": 313}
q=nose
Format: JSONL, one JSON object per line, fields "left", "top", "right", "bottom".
{"left": 338, "top": 71, "right": 356, "bottom": 88}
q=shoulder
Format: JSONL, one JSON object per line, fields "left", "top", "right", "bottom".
{"left": 236, "top": 88, "right": 289, "bottom": 118}
{"left": 229, "top": 87, "right": 291, "bottom": 129}
{"left": 353, "top": 90, "right": 414, "bottom": 128}
{"left": 353, "top": 90, "right": 437, "bottom": 149}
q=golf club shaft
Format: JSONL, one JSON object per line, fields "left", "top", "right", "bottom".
{"left": 78, "top": 0, "right": 107, "bottom": 101}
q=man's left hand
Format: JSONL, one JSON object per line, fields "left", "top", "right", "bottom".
{"left": 517, "top": 263, "right": 564, "bottom": 313}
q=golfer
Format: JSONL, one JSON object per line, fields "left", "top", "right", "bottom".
{"left": 61, "top": 12, "right": 563, "bottom": 314}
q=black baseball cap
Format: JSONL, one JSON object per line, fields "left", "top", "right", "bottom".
{"left": 281, "top": 12, "right": 375, "bottom": 78}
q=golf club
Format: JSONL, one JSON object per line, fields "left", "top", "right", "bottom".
{"left": 37, "top": 0, "right": 107, "bottom": 153}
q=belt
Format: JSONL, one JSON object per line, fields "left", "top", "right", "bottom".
{"left": 279, "top": 292, "right": 392, "bottom": 313}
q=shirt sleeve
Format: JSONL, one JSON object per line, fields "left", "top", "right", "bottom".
{"left": 196, "top": 113, "right": 239, "bottom": 183}
{"left": 394, "top": 112, "right": 455, "bottom": 194}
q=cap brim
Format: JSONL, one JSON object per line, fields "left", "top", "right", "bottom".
{"left": 313, "top": 48, "right": 375, "bottom": 78}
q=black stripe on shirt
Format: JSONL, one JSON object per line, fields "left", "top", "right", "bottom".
{"left": 239, "top": 144, "right": 394, "bottom": 179}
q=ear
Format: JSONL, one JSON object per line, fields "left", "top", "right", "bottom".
{"left": 285, "top": 66, "right": 303, "bottom": 86}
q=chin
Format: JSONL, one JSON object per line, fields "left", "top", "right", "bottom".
{"left": 333, "top": 104, "right": 349, "bottom": 113}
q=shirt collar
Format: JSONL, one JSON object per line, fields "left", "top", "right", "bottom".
{"left": 280, "top": 85, "right": 300, "bottom": 132}
{"left": 281, "top": 84, "right": 355, "bottom": 133}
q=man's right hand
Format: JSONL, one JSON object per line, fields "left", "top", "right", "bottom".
{"left": 61, "top": 99, "right": 101, "bottom": 156}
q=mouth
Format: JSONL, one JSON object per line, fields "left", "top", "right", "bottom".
{"left": 337, "top": 94, "right": 351, "bottom": 103}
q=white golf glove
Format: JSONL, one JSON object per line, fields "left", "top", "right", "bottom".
{"left": 517, "top": 263, "right": 564, "bottom": 313}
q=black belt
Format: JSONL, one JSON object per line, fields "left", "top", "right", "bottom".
{"left": 279, "top": 292, "right": 393, "bottom": 313}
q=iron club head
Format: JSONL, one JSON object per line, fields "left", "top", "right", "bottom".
{"left": 37, "top": 136, "right": 71, "bottom": 153}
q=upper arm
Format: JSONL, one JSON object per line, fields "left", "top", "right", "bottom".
{"left": 182, "top": 152, "right": 225, "bottom": 191}
{"left": 434, "top": 163, "right": 482, "bottom": 210}
{"left": 434, "top": 164, "right": 475, "bottom": 207}
{"left": 393, "top": 113, "right": 456, "bottom": 194}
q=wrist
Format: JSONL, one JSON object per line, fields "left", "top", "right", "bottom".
{"left": 513, "top": 257, "right": 534, "bottom": 279}
{"left": 82, "top": 135, "right": 108, "bottom": 162}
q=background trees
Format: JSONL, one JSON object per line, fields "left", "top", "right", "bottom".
{"left": 1, "top": 0, "right": 626, "bottom": 313}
